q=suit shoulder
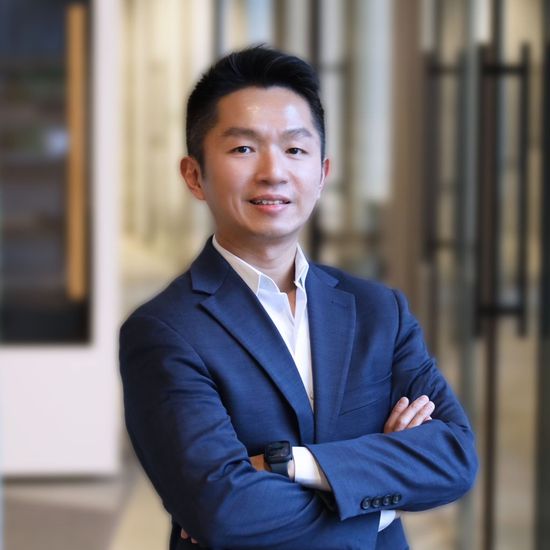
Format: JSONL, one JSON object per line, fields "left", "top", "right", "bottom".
{"left": 122, "top": 270, "right": 195, "bottom": 327}
{"left": 311, "top": 264, "right": 413, "bottom": 329}
{"left": 312, "top": 263, "right": 396, "bottom": 299}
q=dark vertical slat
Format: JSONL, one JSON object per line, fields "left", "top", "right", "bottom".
{"left": 516, "top": 44, "right": 530, "bottom": 336}
{"left": 535, "top": 15, "right": 550, "bottom": 546}
{"left": 273, "top": 0, "right": 285, "bottom": 50}
{"left": 213, "top": 0, "right": 224, "bottom": 58}
{"left": 307, "top": 0, "right": 322, "bottom": 261}
{"left": 309, "top": 0, "right": 320, "bottom": 66}
{"left": 452, "top": 52, "right": 467, "bottom": 345}
{"left": 483, "top": 313, "right": 499, "bottom": 550}
{"left": 481, "top": 4, "right": 506, "bottom": 546}
{"left": 423, "top": 54, "right": 437, "bottom": 263}
{"left": 481, "top": 37, "right": 502, "bottom": 550}
{"left": 423, "top": 53, "right": 441, "bottom": 355}
{"left": 474, "top": 46, "right": 487, "bottom": 338}
{"left": 421, "top": 0, "right": 444, "bottom": 354}
{"left": 488, "top": 0, "right": 503, "bottom": 325}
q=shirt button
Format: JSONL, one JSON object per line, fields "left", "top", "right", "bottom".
{"left": 372, "top": 497, "right": 382, "bottom": 508}
{"left": 382, "top": 495, "right": 391, "bottom": 506}
{"left": 360, "top": 497, "right": 371, "bottom": 510}
{"left": 392, "top": 494, "right": 402, "bottom": 504}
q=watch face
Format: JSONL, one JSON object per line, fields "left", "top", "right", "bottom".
{"left": 266, "top": 441, "right": 291, "bottom": 463}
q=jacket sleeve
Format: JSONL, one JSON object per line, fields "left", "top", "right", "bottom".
{"left": 120, "top": 313, "right": 380, "bottom": 550}
{"left": 306, "top": 289, "right": 478, "bottom": 521}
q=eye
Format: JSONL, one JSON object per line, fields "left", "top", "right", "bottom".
{"left": 287, "top": 147, "right": 306, "bottom": 155}
{"left": 230, "top": 145, "right": 253, "bottom": 154}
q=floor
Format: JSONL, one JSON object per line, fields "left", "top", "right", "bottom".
{"left": 2, "top": 445, "right": 169, "bottom": 550}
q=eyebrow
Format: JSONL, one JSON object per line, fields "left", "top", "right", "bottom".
{"left": 220, "top": 127, "right": 314, "bottom": 140}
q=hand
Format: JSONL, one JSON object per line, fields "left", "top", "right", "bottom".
{"left": 181, "top": 529, "right": 199, "bottom": 545}
{"left": 384, "top": 395, "right": 434, "bottom": 434}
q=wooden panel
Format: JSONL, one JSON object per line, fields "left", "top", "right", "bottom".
{"left": 66, "top": 4, "right": 88, "bottom": 301}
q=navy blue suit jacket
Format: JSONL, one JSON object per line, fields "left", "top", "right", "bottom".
{"left": 119, "top": 239, "right": 477, "bottom": 549}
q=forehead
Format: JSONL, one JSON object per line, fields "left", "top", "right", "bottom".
{"left": 211, "top": 86, "right": 318, "bottom": 136}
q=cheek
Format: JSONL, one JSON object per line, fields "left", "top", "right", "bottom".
{"left": 297, "top": 171, "right": 324, "bottom": 202}
{"left": 201, "top": 167, "right": 235, "bottom": 199}
{"left": 211, "top": 162, "right": 250, "bottom": 193}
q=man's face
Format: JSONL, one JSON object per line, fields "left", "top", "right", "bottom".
{"left": 181, "top": 86, "right": 329, "bottom": 251}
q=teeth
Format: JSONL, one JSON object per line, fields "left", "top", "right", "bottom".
{"left": 251, "top": 199, "right": 286, "bottom": 205}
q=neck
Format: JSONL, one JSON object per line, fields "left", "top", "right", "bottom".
{"left": 215, "top": 234, "right": 297, "bottom": 292}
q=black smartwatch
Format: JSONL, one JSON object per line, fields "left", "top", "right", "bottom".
{"left": 264, "top": 440, "right": 293, "bottom": 477}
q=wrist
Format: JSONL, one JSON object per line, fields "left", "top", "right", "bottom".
{"left": 287, "top": 456, "right": 295, "bottom": 480}
{"left": 265, "top": 456, "right": 294, "bottom": 479}
{"left": 264, "top": 440, "right": 294, "bottom": 478}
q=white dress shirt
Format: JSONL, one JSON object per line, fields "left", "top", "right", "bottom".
{"left": 212, "top": 236, "right": 395, "bottom": 532}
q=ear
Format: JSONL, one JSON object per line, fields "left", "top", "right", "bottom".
{"left": 180, "top": 156, "right": 206, "bottom": 200}
{"left": 317, "top": 157, "right": 331, "bottom": 197}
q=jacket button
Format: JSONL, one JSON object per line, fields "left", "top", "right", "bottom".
{"left": 372, "top": 497, "right": 382, "bottom": 508}
{"left": 392, "top": 494, "right": 402, "bottom": 504}
{"left": 360, "top": 497, "right": 371, "bottom": 510}
{"left": 382, "top": 495, "right": 391, "bottom": 506}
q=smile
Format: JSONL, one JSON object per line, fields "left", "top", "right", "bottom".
{"left": 249, "top": 199, "right": 290, "bottom": 205}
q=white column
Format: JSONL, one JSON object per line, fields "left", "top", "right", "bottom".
{"left": 317, "top": 0, "right": 347, "bottom": 236}
{"left": 245, "top": 0, "right": 274, "bottom": 44}
{"left": 0, "top": 0, "right": 122, "bottom": 476}
{"left": 349, "top": 0, "right": 393, "bottom": 210}
{"left": 182, "top": 0, "right": 216, "bottom": 257}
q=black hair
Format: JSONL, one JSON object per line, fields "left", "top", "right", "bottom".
{"left": 185, "top": 45, "right": 325, "bottom": 167}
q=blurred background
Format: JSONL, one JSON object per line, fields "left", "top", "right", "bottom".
{"left": 0, "top": 0, "right": 549, "bottom": 549}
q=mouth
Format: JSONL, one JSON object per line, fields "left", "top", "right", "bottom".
{"left": 249, "top": 197, "right": 291, "bottom": 206}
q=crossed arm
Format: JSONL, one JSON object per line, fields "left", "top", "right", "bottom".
{"left": 181, "top": 395, "right": 435, "bottom": 544}
{"left": 121, "top": 292, "right": 477, "bottom": 549}
{"left": 250, "top": 394, "right": 435, "bottom": 473}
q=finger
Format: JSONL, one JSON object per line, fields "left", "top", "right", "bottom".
{"left": 384, "top": 397, "right": 409, "bottom": 433}
{"left": 388, "top": 395, "right": 430, "bottom": 433}
{"left": 406, "top": 400, "right": 435, "bottom": 429}
{"left": 384, "top": 397, "right": 408, "bottom": 433}
{"left": 181, "top": 530, "right": 199, "bottom": 545}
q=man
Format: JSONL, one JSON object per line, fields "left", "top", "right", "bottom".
{"left": 119, "top": 46, "right": 477, "bottom": 550}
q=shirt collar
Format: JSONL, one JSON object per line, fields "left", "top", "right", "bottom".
{"left": 212, "top": 235, "right": 309, "bottom": 295}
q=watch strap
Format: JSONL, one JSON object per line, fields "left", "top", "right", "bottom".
{"left": 270, "top": 460, "right": 291, "bottom": 477}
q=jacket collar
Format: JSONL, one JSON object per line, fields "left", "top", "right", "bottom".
{"left": 211, "top": 235, "right": 309, "bottom": 296}
{"left": 190, "top": 238, "right": 356, "bottom": 444}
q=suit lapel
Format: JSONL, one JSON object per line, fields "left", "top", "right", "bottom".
{"left": 190, "top": 241, "right": 315, "bottom": 444}
{"left": 307, "top": 266, "right": 356, "bottom": 443}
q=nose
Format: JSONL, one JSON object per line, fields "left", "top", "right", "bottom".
{"left": 255, "top": 147, "right": 287, "bottom": 185}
